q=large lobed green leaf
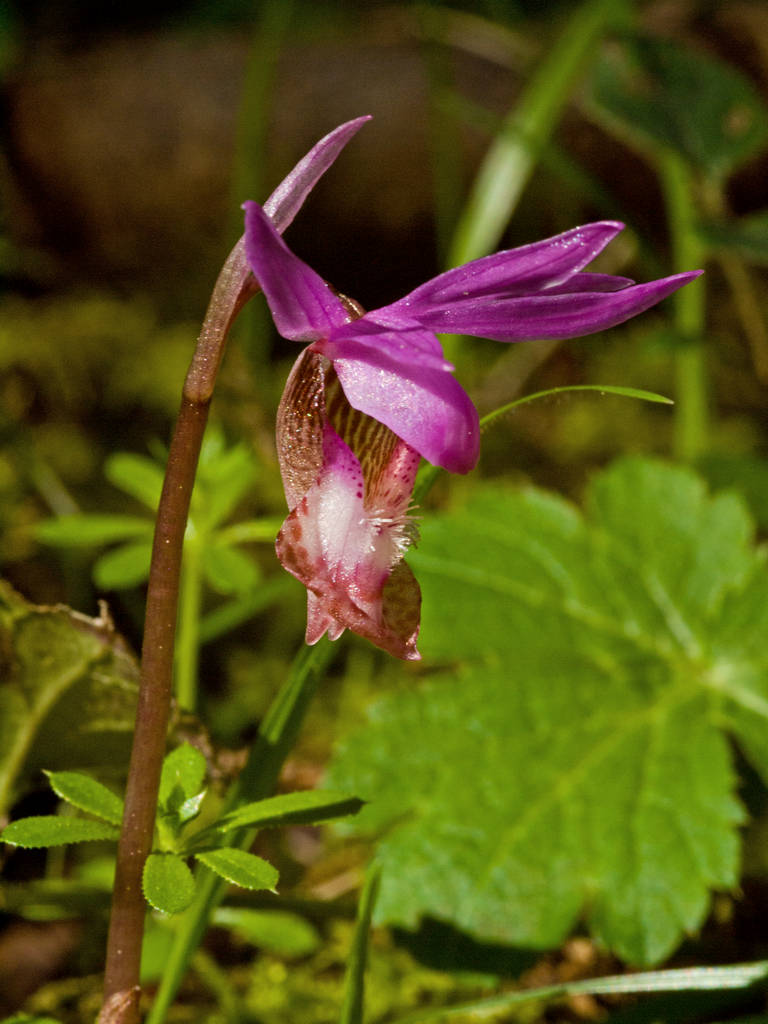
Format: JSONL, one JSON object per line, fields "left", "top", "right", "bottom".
{"left": 328, "top": 458, "right": 768, "bottom": 966}
{"left": 0, "top": 582, "right": 138, "bottom": 815}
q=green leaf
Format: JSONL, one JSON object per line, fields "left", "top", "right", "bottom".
{"left": 93, "top": 541, "right": 153, "bottom": 589}
{"left": 482, "top": 384, "right": 673, "bottom": 430}
{"left": 392, "top": 960, "right": 768, "bottom": 1023}
{"left": 175, "top": 791, "right": 206, "bottom": 827}
{"left": 104, "top": 452, "right": 164, "bottom": 510}
{"left": 44, "top": 770, "right": 123, "bottom": 825}
{"left": 329, "top": 458, "right": 763, "bottom": 966}
{"left": 0, "top": 581, "right": 138, "bottom": 816}
{"left": 159, "top": 743, "right": 207, "bottom": 809}
{"left": 158, "top": 745, "right": 207, "bottom": 840}
{"left": 591, "top": 34, "right": 768, "bottom": 177}
{"left": 212, "top": 907, "right": 320, "bottom": 957}
{"left": 142, "top": 853, "right": 196, "bottom": 914}
{"left": 698, "top": 453, "right": 768, "bottom": 530}
{"left": 201, "top": 542, "right": 260, "bottom": 596}
{"left": 340, "top": 865, "right": 381, "bottom": 1024}
{"left": 2, "top": 815, "right": 118, "bottom": 848}
{"left": 208, "top": 790, "right": 365, "bottom": 835}
{"left": 195, "top": 847, "right": 278, "bottom": 891}
{"left": 36, "top": 514, "right": 152, "bottom": 547}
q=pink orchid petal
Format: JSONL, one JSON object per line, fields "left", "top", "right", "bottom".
{"left": 403, "top": 271, "right": 703, "bottom": 341}
{"left": 263, "top": 116, "right": 371, "bottom": 234}
{"left": 325, "top": 327, "right": 480, "bottom": 473}
{"left": 324, "top": 316, "right": 453, "bottom": 372}
{"left": 276, "top": 422, "right": 420, "bottom": 659}
{"left": 244, "top": 202, "right": 349, "bottom": 341}
{"left": 305, "top": 591, "right": 345, "bottom": 644}
{"left": 392, "top": 222, "right": 624, "bottom": 311}
{"left": 543, "top": 272, "right": 635, "bottom": 294}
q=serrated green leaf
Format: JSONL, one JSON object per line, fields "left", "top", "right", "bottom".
{"left": 2, "top": 815, "right": 119, "bottom": 848}
{"left": 36, "top": 514, "right": 153, "bottom": 547}
{"left": 330, "top": 457, "right": 763, "bottom": 966}
{"left": 93, "top": 541, "right": 153, "bottom": 589}
{"left": 158, "top": 744, "right": 207, "bottom": 810}
{"left": 142, "top": 853, "right": 196, "bottom": 914}
{"left": 208, "top": 790, "right": 365, "bottom": 835}
{"left": 195, "top": 847, "right": 278, "bottom": 891}
{"left": 0, "top": 582, "right": 138, "bottom": 816}
{"left": 591, "top": 35, "right": 768, "bottom": 177}
{"left": 104, "top": 452, "right": 164, "bottom": 510}
{"left": 212, "top": 907, "right": 320, "bottom": 957}
{"left": 201, "top": 542, "right": 260, "bottom": 596}
{"left": 44, "top": 770, "right": 123, "bottom": 825}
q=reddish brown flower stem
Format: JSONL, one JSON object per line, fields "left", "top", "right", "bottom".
{"left": 99, "top": 239, "right": 258, "bottom": 1024}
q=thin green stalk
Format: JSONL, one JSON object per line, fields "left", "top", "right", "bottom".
{"left": 442, "top": 0, "right": 626, "bottom": 370}
{"left": 393, "top": 960, "right": 768, "bottom": 1023}
{"left": 146, "top": 639, "right": 335, "bottom": 1024}
{"left": 449, "top": 0, "right": 626, "bottom": 268}
{"left": 419, "top": 5, "right": 464, "bottom": 265}
{"left": 339, "top": 864, "right": 382, "bottom": 1024}
{"left": 174, "top": 531, "right": 204, "bottom": 712}
{"left": 658, "top": 151, "right": 708, "bottom": 461}
{"left": 413, "top": 384, "right": 671, "bottom": 504}
{"left": 699, "top": 178, "right": 768, "bottom": 382}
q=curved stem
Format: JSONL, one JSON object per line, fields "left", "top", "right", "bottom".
{"left": 175, "top": 531, "right": 204, "bottom": 712}
{"left": 658, "top": 152, "right": 708, "bottom": 461}
{"left": 98, "top": 239, "right": 257, "bottom": 1024}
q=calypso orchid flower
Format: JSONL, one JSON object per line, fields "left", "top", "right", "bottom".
{"left": 246, "top": 120, "right": 702, "bottom": 661}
